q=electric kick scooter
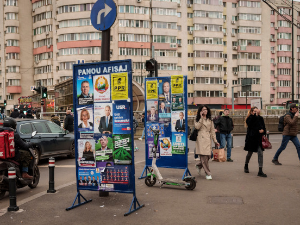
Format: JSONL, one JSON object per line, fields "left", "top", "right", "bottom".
{"left": 145, "top": 128, "right": 196, "bottom": 190}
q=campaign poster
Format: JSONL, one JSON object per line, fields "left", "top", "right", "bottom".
{"left": 77, "top": 75, "right": 94, "bottom": 105}
{"left": 97, "top": 162, "right": 115, "bottom": 191}
{"left": 147, "top": 137, "right": 160, "bottom": 159}
{"left": 95, "top": 135, "right": 114, "bottom": 162}
{"left": 98, "top": 162, "right": 130, "bottom": 187}
{"left": 113, "top": 101, "right": 131, "bottom": 134}
{"left": 171, "top": 75, "right": 184, "bottom": 94}
{"left": 77, "top": 106, "right": 94, "bottom": 132}
{"left": 159, "top": 137, "right": 172, "bottom": 156}
{"left": 78, "top": 139, "right": 96, "bottom": 167}
{"left": 158, "top": 78, "right": 171, "bottom": 104}
{"left": 94, "top": 103, "right": 113, "bottom": 134}
{"left": 146, "top": 123, "right": 165, "bottom": 138}
{"left": 111, "top": 72, "right": 128, "bottom": 100}
{"left": 171, "top": 94, "right": 184, "bottom": 111}
{"left": 146, "top": 100, "right": 158, "bottom": 123}
{"left": 93, "top": 75, "right": 110, "bottom": 102}
{"left": 146, "top": 80, "right": 158, "bottom": 100}
{"left": 158, "top": 100, "right": 171, "bottom": 123}
{"left": 113, "top": 134, "right": 132, "bottom": 165}
{"left": 172, "top": 133, "right": 186, "bottom": 154}
{"left": 171, "top": 111, "right": 186, "bottom": 133}
{"left": 78, "top": 168, "right": 100, "bottom": 189}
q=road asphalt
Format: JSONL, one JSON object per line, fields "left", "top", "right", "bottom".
{"left": 0, "top": 135, "right": 300, "bottom": 225}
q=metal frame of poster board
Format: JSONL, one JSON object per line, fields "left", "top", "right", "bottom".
{"left": 66, "top": 60, "right": 144, "bottom": 216}
{"left": 139, "top": 76, "right": 190, "bottom": 180}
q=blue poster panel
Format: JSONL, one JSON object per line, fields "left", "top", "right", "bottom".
{"left": 73, "top": 60, "right": 135, "bottom": 193}
{"left": 143, "top": 76, "right": 188, "bottom": 170}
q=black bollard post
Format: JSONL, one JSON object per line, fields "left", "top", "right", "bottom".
{"left": 7, "top": 167, "right": 19, "bottom": 212}
{"left": 47, "top": 157, "right": 56, "bottom": 193}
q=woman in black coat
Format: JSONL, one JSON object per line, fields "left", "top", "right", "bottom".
{"left": 244, "top": 107, "right": 267, "bottom": 177}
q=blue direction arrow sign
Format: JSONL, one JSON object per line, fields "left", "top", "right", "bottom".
{"left": 91, "top": 0, "right": 117, "bottom": 31}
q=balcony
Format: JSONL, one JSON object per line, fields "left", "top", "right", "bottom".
{"left": 7, "top": 86, "right": 21, "bottom": 94}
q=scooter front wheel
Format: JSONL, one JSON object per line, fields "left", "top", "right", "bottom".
{"left": 145, "top": 176, "right": 156, "bottom": 187}
{"left": 185, "top": 178, "right": 196, "bottom": 190}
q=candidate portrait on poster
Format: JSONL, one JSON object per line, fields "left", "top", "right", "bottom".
{"left": 146, "top": 101, "right": 158, "bottom": 122}
{"left": 172, "top": 111, "right": 185, "bottom": 132}
{"left": 98, "top": 104, "right": 113, "bottom": 134}
{"left": 158, "top": 78, "right": 171, "bottom": 104}
{"left": 77, "top": 106, "right": 94, "bottom": 132}
{"left": 77, "top": 76, "right": 93, "bottom": 105}
{"left": 78, "top": 139, "right": 96, "bottom": 167}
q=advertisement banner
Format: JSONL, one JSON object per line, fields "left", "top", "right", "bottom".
{"left": 77, "top": 75, "right": 94, "bottom": 105}
{"left": 93, "top": 75, "right": 110, "bottom": 102}
{"left": 112, "top": 101, "right": 131, "bottom": 134}
{"left": 171, "top": 75, "right": 184, "bottom": 94}
{"left": 172, "top": 133, "right": 186, "bottom": 154}
{"left": 78, "top": 139, "right": 96, "bottom": 167}
{"left": 111, "top": 72, "right": 128, "bottom": 100}
{"left": 113, "top": 134, "right": 132, "bottom": 165}
{"left": 146, "top": 80, "right": 158, "bottom": 100}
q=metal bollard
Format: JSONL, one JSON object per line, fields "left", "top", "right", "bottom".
{"left": 7, "top": 167, "right": 19, "bottom": 212}
{"left": 267, "top": 130, "right": 270, "bottom": 140}
{"left": 47, "top": 157, "right": 56, "bottom": 193}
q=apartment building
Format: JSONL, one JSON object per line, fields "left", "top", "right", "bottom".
{"left": 0, "top": 0, "right": 299, "bottom": 110}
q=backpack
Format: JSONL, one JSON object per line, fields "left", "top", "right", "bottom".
{"left": 0, "top": 129, "right": 15, "bottom": 159}
{"left": 278, "top": 114, "right": 287, "bottom": 132}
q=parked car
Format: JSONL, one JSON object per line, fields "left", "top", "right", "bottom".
{"left": 1, "top": 119, "right": 75, "bottom": 164}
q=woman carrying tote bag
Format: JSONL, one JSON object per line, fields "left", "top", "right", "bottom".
{"left": 244, "top": 107, "right": 267, "bottom": 177}
{"left": 195, "top": 105, "right": 220, "bottom": 180}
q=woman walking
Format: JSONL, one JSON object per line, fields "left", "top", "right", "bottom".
{"left": 195, "top": 105, "right": 220, "bottom": 180}
{"left": 244, "top": 107, "right": 267, "bottom": 177}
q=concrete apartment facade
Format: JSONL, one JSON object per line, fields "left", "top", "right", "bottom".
{"left": 0, "top": 0, "right": 299, "bottom": 110}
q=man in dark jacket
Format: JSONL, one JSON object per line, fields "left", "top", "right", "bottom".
{"left": 18, "top": 111, "right": 26, "bottom": 118}
{"left": 2, "top": 118, "right": 33, "bottom": 179}
{"left": 215, "top": 108, "right": 234, "bottom": 162}
{"left": 64, "top": 110, "right": 74, "bottom": 132}
{"left": 10, "top": 108, "right": 20, "bottom": 118}
{"left": 272, "top": 103, "right": 300, "bottom": 165}
{"left": 213, "top": 111, "right": 223, "bottom": 144}
{"left": 25, "top": 109, "right": 34, "bottom": 119}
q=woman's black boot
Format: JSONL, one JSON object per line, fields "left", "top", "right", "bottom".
{"left": 244, "top": 164, "right": 249, "bottom": 173}
{"left": 257, "top": 167, "right": 267, "bottom": 177}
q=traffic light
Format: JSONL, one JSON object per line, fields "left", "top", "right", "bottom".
{"left": 41, "top": 86, "right": 47, "bottom": 99}
{"left": 33, "top": 87, "right": 41, "bottom": 93}
{"left": 146, "top": 59, "right": 158, "bottom": 77}
{"left": 4, "top": 100, "right": 6, "bottom": 106}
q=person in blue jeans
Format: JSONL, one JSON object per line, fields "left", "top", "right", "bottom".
{"left": 215, "top": 108, "right": 234, "bottom": 162}
{"left": 138, "top": 113, "right": 145, "bottom": 141}
{"left": 272, "top": 103, "right": 300, "bottom": 165}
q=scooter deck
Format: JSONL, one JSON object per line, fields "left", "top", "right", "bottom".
{"left": 159, "top": 179, "right": 186, "bottom": 186}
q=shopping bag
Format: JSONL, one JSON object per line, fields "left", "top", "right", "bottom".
{"left": 213, "top": 148, "right": 226, "bottom": 162}
{"left": 262, "top": 136, "right": 272, "bottom": 149}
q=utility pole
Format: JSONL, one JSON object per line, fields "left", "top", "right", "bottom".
{"left": 246, "top": 54, "right": 248, "bottom": 109}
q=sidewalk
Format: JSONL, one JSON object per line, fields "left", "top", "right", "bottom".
{"left": 1, "top": 141, "right": 300, "bottom": 225}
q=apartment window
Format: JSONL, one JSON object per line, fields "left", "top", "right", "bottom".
{"left": 188, "top": 79, "right": 194, "bottom": 84}
{"left": 194, "top": 11, "right": 222, "bottom": 19}
{"left": 153, "top": 8, "right": 177, "bottom": 16}
{"left": 194, "top": 51, "right": 223, "bottom": 58}
{"left": 177, "top": 12, "right": 181, "bottom": 17}
{"left": 271, "top": 10, "right": 274, "bottom": 15}
{"left": 194, "top": 37, "right": 223, "bottom": 45}
{"left": 271, "top": 70, "right": 275, "bottom": 75}
{"left": 119, "top": 48, "right": 150, "bottom": 56}
{"left": 188, "top": 93, "right": 194, "bottom": 97}
{"left": 277, "top": 68, "right": 291, "bottom": 75}
{"left": 57, "top": 4, "right": 94, "bottom": 14}
{"left": 178, "top": 53, "right": 181, "bottom": 58}
{"left": 59, "top": 62, "right": 75, "bottom": 70}
{"left": 33, "top": 25, "right": 52, "bottom": 35}
{"left": 7, "top": 95, "right": 13, "bottom": 100}
{"left": 34, "top": 65, "right": 52, "bottom": 74}
{"left": 7, "top": 79, "right": 20, "bottom": 86}
{"left": 278, "top": 56, "right": 291, "bottom": 63}
{"left": 271, "top": 22, "right": 275, "bottom": 27}
{"left": 278, "top": 80, "right": 291, "bottom": 87}
{"left": 187, "top": 13, "right": 193, "bottom": 18}
{"left": 188, "top": 53, "right": 194, "bottom": 57}
{"left": 6, "top": 0, "right": 17, "bottom": 6}
{"left": 239, "top": 1, "right": 261, "bottom": 8}
{"left": 232, "top": 54, "right": 238, "bottom": 59}
{"left": 194, "top": 0, "right": 222, "bottom": 5}
{"left": 58, "top": 33, "right": 101, "bottom": 42}
{"left": 194, "top": 24, "right": 222, "bottom": 32}
{"left": 188, "top": 66, "right": 194, "bottom": 71}
{"left": 153, "top": 22, "right": 176, "bottom": 29}
{"left": 177, "top": 25, "right": 181, "bottom": 30}
{"left": 239, "top": 13, "right": 261, "bottom": 21}
{"left": 232, "top": 3, "right": 237, "bottom": 8}
{"left": 157, "top": 63, "right": 177, "bottom": 70}
{"left": 239, "top": 65, "right": 260, "bottom": 72}
{"left": 195, "top": 64, "right": 223, "bottom": 71}
{"left": 252, "top": 78, "right": 261, "bottom": 84}
{"left": 271, "top": 58, "right": 275, "bottom": 63}
{"left": 238, "top": 26, "right": 261, "bottom": 34}
{"left": 34, "top": 38, "right": 53, "bottom": 48}
{"left": 153, "top": 35, "right": 176, "bottom": 43}
{"left": 6, "top": 26, "right": 18, "bottom": 34}
{"left": 271, "top": 46, "right": 275, "bottom": 51}
{"left": 278, "top": 8, "right": 292, "bottom": 16}
{"left": 33, "top": 11, "right": 52, "bottom": 23}
{"left": 223, "top": 2, "right": 226, "bottom": 7}
{"left": 278, "top": 45, "right": 292, "bottom": 51}
{"left": 33, "top": 0, "right": 52, "bottom": 9}
{"left": 278, "top": 33, "right": 292, "bottom": 39}
{"left": 278, "top": 21, "right": 292, "bottom": 28}
{"left": 188, "top": 39, "right": 193, "bottom": 45}
{"left": 277, "top": 92, "right": 290, "bottom": 98}
{"left": 5, "top": 13, "right": 18, "bottom": 20}
{"left": 154, "top": 50, "right": 177, "bottom": 57}
{"left": 35, "top": 52, "right": 53, "bottom": 61}
{"left": 7, "top": 66, "right": 19, "bottom": 73}
{"left": 6, "top": 53, "right": 19, "bottom": 60}
{"left": 223, "top": 41, "right": 227, "bottom": 46}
